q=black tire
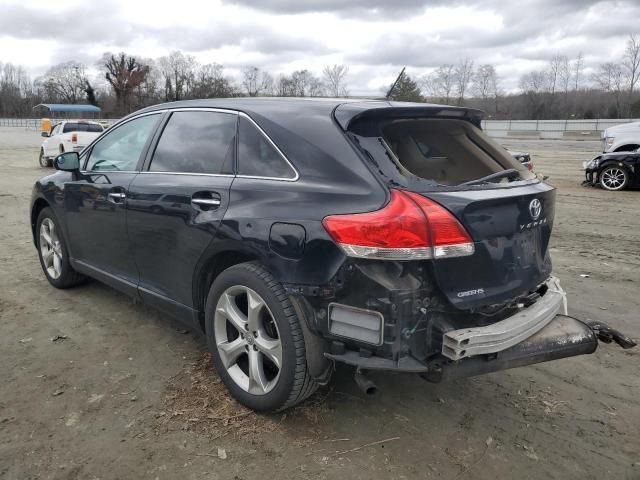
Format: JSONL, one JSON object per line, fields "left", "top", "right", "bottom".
{"left": 205, "top": 262, "right": 318, "bottom": 411}
{"left": 599, "top": 166, "right": 629, "bottom": 191}
{"left": 39, "top": 149, "right": 51, "bottom": 168}
{"left": 35, "top": 207, "right": 85, "bottom": 289}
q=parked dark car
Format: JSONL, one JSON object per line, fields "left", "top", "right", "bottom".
{"left": 30, "top": 99, "right": 634, "bottom": 411}
{"left": 583, "top": 148, "right": 640, "bottom": 191}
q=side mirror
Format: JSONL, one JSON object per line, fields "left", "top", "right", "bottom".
{"left": 41, "top": 131, "right": 50, "bottom": 138}
{"left": 54, "top": 152, "right": 80, "bottom": 172}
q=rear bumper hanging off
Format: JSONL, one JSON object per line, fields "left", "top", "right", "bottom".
{"left": 423, "top": 314, "right": 598, "bottom": 382}
{"left": 324, "top": 275, "right": 635, "bottom": 380}
{"left": 442, "top": 277, "right": 566, "bottom": 361}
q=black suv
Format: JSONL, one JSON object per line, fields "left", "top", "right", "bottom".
{"left": 30, "top": 99, "right": 634, "bottom": 411}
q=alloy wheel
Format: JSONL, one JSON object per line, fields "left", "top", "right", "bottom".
{"left": 39, "top": 218, "right": 63, "bottom": 279}
{"left": 601, "top": 168, "right": 626, "bottom": 190}
{"left": 214, "top": 285, "right": 283, "bottom": 395}
{"left": 39, "top": 150, "right": 48, "bottom": 168}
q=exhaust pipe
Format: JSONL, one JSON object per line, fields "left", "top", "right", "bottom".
{"left": 354, "top": 370, "right": 377, "bottom": 395}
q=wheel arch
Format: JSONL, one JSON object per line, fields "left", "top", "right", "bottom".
{"left": 194, "top": 250, "right": 259, "bottom": 332}
{"left": 613, "top": 144, "right": 639, "bottom": 152}
{"left": 31, "top": 197, "right": 50, "bottom": 244}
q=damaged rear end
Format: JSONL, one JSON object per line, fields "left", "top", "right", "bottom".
{"left": 304, "top": 102, "right": 635, "bottom": 388}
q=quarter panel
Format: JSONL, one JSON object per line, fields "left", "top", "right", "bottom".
{"left": 226, "top": 176, "right": 386, "bottom": 285}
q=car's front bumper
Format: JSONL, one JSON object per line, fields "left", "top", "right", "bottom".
{"left": 584, "top": 167, "right": 598, "bottom": 185}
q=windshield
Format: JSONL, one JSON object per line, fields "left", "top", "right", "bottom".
{"left": 348, "top": 117, "right": 534, "bottom": 188}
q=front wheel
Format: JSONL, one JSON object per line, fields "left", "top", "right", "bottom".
{"left": 36, "top": 207, "right": 84, "bottom": 288}
{"left": 205, "top": 262, "right": 318, "bottom": 411}
{"left": 39, "top": 149, "right": 51, "bottom": 168}
{"left": 600, "top": 166, "right": 629, "bottom": 191}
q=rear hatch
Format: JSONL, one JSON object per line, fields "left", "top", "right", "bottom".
{"left": 422, "top": 184, "right": 554, "bottom": 309}
{"left": 336, "top": 102, "right": 553, "bottom": 309}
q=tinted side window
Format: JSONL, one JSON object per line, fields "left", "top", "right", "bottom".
{"left": 86, "top": 114, "right": 160, "bottom": 171}
{"left": 238, "top": 116, "right": 295, "bottom": 179}
{"left": 149, "top": 111, "right": 237, "bottom": 174}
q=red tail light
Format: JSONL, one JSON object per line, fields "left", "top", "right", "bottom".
{"left": 71, "top": 133, "right": 78, "bottom": 143}
{"left": 322, "top": 189, "right": 474, "bottom": 260}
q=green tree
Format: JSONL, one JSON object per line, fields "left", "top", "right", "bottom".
{"left": 388, "top": 72, "right": 423, "bottom": 102}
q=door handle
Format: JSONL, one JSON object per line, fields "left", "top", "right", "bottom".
{"left": 191, "top": 192, "right": 221, "bottom": 210}
{"left": 191, "top": 198, "right": 221, "bottom": 207}
{"left": 107, "top": 192, "right": 126, "bottom": 204}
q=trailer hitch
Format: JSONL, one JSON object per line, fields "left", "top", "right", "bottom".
{"left": 586, "top": 321, "right": 637, "bottom": 349}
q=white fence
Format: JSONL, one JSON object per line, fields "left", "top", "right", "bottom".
{"left": 0, "top": 118, "right": 119, "bottom": 129}
{"left": 482, "top": 118, "right": 640, "bottom": 139}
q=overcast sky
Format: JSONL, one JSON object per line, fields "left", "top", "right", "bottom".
{"left": 1, "top": 0, "right": 639, "bottom": 95}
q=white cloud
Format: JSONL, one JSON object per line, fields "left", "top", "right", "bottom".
{"left": 0, "top": 0, "right": 638, "bottom": 95}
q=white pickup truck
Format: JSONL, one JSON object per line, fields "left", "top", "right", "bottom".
{"left": 601, "top": 121, "right": 640, "bottom": 153}
{"left": 39, "top": 120, "right": 105, "bottom": 167}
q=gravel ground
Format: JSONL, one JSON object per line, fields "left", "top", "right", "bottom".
{"left": 0, "top": 127, "right": 638, "bottom": 480}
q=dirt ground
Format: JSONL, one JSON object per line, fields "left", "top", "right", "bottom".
{"left": 0, "top": 127, "right": 638, "bottom": 480}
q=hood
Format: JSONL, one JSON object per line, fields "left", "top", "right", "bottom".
{"left": 604, "top": 122, "right": 640, "bottom": 136}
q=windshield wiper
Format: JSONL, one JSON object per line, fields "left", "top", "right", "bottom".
{"left": 460, "top": 169, "right": 520, "bottom": 186}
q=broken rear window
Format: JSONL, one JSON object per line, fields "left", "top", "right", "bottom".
{"left": 348, "top": 117, "right": 533, "bottom": 188}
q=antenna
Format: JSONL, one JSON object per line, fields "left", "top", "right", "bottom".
{"left": 385, "top": 66, "right": 406, "bottom": 100}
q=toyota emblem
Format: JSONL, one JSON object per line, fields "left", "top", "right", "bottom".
{"left": 529, "top": 199, "right": 542, "bottom": 220}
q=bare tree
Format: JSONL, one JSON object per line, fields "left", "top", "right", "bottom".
{"left": 547, "top": 54, "right": 565, "bottom": 96}
{"left": 43, "top": 61, "right": 87, "bottom": 103}
{"left": 287, "top": 70, "right": 325, "bottom": 97}
{"left": 623, "top": 34, "right": 640, "bottom": 113}
{"left": 473, "top": 64, "right": 501, "bottom": 114}
{"left": 519, "top": 70, "right": 548, "bottom": 118}
{"left": 102, "top": 53, "right": 150, "bottom": 115}
{"left": 454, "top": 58, "right": 474, "bottom": 105}
{"left": 573, "top": 52, "right": 584, "bottom": 90}
{"left": 322, "top": 64, "right": 349, "bottom": 97}
{"left": 275, "top": 74, "right": 296, "bottom": 96}
{"left": 423, "top": 64, "right": 455, "bottom": 103}
{"left": 593, "top": 62, "right": 625, "bottom": 116}
{"left": 158, "top": 51, "right": 198, "bottom": 101}
{"left": 472, "top": 64, "right": 495, "bottom": 100}
{"left": 0, "top": 62, "right": 35, "bottom": 116}
{"left": 192, "top": 63, "right": 236, "bottom": 98}
{"left": 241, "top": 66, "right": 273, "bottom": 97}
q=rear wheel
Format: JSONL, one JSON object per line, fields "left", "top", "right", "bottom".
{"left": 39, "top": 149, "right": 51, "bottom": 168}
{"left": 205, "top": 262, "right": 318, "bottom": 411}
{"left": 600, "top": 166, "right": 629, "bottom": 191}
{"left": 36, "top": 208, "right": 84, "bottom": 288}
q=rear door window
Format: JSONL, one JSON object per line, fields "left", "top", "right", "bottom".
{"left": 149, "top": 111, "right": 237, "bottom": 174}
{"left": 237, "top": 116, "right": 296, "bottom": 179}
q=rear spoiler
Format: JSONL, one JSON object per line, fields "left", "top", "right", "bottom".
{"left": 333, "top": 101, "right": 485, "bottom": 131}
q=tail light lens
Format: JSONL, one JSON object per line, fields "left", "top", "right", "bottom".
{"left": 71, "top": 133, "right": 78, "bottom": 143}
{"left": 322, "top": 189, "right": 474, "bottom": 261}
